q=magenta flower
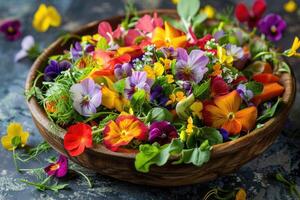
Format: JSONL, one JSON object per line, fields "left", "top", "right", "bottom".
{"left": 0, "top": 19, "right": 21, "bottom": 41}
{"left": 124, "top": 71, "right": 153, "bottom": 99}
{"left": 70, "top": 78, "right": 102, "bottom": 117}
{"left": 175, "top": 48, "right": 209, "bottom": 84}
{"left": 44, "top": 60, "right": 71, "bottom": 81}
{"left": 114, "top": 63, "right": 132, "bottom": 80}
{"left": 258, "top": 14, "right": 287, "bottom": 41}
{"left": 44, "top": 155, "right": 68, "bottom": 178}
{"left": 149, "top": 121, "right": 178, "bottom": 145}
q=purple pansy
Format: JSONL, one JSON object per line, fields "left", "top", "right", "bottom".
{"left": 175, "top": 48, "right": 209, "bottom": 84}
{"left": 0, "top": 19, "right": 21, "bottom": 41}
{"left": 159, "top": 47, "right": 178, "bottom": 59}
{"left": 150, "top": 85, "right": 168, "bottom": 106}
{"left": 44, "top": 155, "right": 68, "bottom": 178}
{"left": 149, "top": 121, "right": 178, "bottom": 145}
{"left": 258, "top": 14, "right": 287, "bottom": 42}
{"left": 226, "top": 44, "right": 244, "bottom": 60}
{"left": 114, "top": 63, "right": 133, "bottom": 80}
{"left": 70, "top": 42, "right": 94, "bottom": 60}
{"left": 124, "top": 71, "right": 153, "bottom": 100}
{"left": 44, "top": 60, "right": 72, "bottom": 81}
{"left": 237, "top": 84, "right": 254, "bottom": 104}
{"left": 70, "top": 78, "right": 102, "bottom": 117}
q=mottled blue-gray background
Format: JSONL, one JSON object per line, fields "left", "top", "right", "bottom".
{"left": 0, "top": 0, "right": 300, "bottom": 199}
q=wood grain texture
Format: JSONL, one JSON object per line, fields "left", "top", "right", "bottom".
{"left": 25, "top": 9, "right": 296, "bottom": 186}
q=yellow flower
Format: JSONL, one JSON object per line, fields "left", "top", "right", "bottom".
{"left": 144, "top": 62, "right": 164, "bottom": 79}
{"left": 82, "top": 34, "right": 101, "bottom": 45}
{"left": 217, "top": 46, "right": 233, "bottom": 65}
{"left": 284, "top": 0, "right": 298, "bottom": 13}
{"left": 171, "top": 0, "right": 179, "bottom": 4}
{"left": 166, "top": 74, "right": 174, "bottom": 83}
{"left": 190, "top": 101, "right": 203, "bottom": 119}
{"left": 32, "top": 4, "right": 61, "bottom": 32}
{"left": 186, "top": 116, "right": 194, "bottom": 136}
{"left": 201, "top": 5, "right": 216, "bottom": 19}
{"left": 180, "top": 130, "right": 187, "bottom": 141}
{"left": 1, "top": 123, "right": 29, "bottom": 151}
{"left": 159, "top": 57, "right": 173, "bottom": 70}
{"left": 286, "top": 37, "right": 300, "bottom": 57}
{"left": 166, "top": 91, "right": 186, "bottom": 106}
{"left": 235, "top": 188, "right": 247, "bottom": 200}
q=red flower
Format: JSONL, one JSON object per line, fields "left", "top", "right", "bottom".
{"left": 211, "top": 77, "right": 229, "bottom": 97}
{"left": 235, "top": 0, "right": 266, "bottom": 28}
{"left": 64, "top": 123, "right": 93, "bottom": 156}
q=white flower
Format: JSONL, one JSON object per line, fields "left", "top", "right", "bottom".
{"left": 14, "top": 35, "right": 35, "bottom": 62}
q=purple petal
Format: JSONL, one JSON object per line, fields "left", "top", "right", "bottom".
{"left": 188, "top": 50, "right": 209, "bottom": 70}
{"left": 177, "top": 47, "right": 188, "bottom": 62}
{"left": 81, "top": 78, "right": 95, "bottom": 96}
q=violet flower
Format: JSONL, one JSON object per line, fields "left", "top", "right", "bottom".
{"left": 70, "top": 78, "right": 102, "bottom": 117}
{"left": 258, "top": 14, "right": 287, "bottom": 42}
{"left": 159, "top": 47, "right": 178, "bottom": 59}
{"left": 226, "top": 44, "right": 244, "bottom": 60}
{"left": 149, "top": 121, "right": 178, "bottom": 145}
{"left": 114, "top": 63, "right": 132, "bottom": 80}
{"left": 14, "top": 35, "right": 35, "bottom": 62}
{"left": 70, "top": 42, "right": 94, "bottom": 60}
{"left": 44, "top": 60, "right": 72, "bottom": 81}
{"left": 150, "top": 85, "right": 168, "bottom": 106}
{"left": 124, "top": 71, "right": 153, "bottom": 99}
{"left": 237, "top": 84, "right": 254, "bottom": 104}
{"left": 44, "top": 155, "right": 68, "bottom": 178}
{"left": 0, "top": 19, "right": 21, "bottom": 41}
{"left": 175, "top": 48, "right": 209, "bottom": 84}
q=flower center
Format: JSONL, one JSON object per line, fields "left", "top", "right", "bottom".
{"left": 82, "top": 95, "right": 90, "bottom": 105}
{"left": 160, "top": 133, "right": 167, "bottom": 139}
{"left": 227, "top": 112, "right": 235, "bottom": 120}
{"left": 50, "top": 163, "right": 60, "bottom": 171}
{"left": 271, "top": 25, "right": 277, "bottom": 33}
{"left": 7, "top": 26, "right": 14, "bottom": 33}
{"left": 182, "top": 67, "right": 192, "bottom": 79}
{"left": 121, "top": 130, "right": 128, "bottom": 136}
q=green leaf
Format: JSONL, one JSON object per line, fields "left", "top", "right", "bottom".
{"left": 193, "top": 79, "right": 211, "bottom": 99}
{"left": 135, "top": 139, "right": 184, "bottom": 173}
{"left": 192, "top": 13, "right": 207, "bottom": 28}
{"left": 130, "top": 89, "right": 146, "bottom": 111}
{"left": 245, "top": 81, "right": 263, "bottom": 96}
{"left": 146, "top": 107, "right": 173, "bottom": 123}
{"left": 113, "top": 79, "right": 126, "bottom": 94}
{"left": 96, "top": 37, "right": 109, "bottom": 50}
{"left": 11, "top": 136, "right": 21, "bottom": 148}
{"left": 177, "top": 0, "right": 200, "bottom": 22}
{"left": 186, "top": 127, "right": 222, "bottom": 148}
{"left": 25, "top": 86, "right": 44, "bottom": 101}
{"left": 257, "top": 98, "right": 282, "bottom": 122}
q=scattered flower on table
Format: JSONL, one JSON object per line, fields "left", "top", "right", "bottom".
{"left": 258, "top": 14, "right": 287, "bottom": 41}
{"left": 64, "top": 123, "right": 93, "bottom": 156}
{"left": 44, "top": 155, "right": 68, "bottom": 178}
{"left": 283, "top": 0, "right": 298, "bottom": 13}
{"left": 1, "top": 123, "right": 29, "bottom": 150}
{"left": 0, "top": 19, "right": 21, "bottom": 41}
{"left": 235, "top": 188, "right": 247, "bottom": 200}
{"left": 44, "top": 60, "right": 71, "bottom": 81}
{"left": 70, "top": 78, "right": 102, "bottom": 117}
{"left": 14, "top": 35, "right": 35, "bottom": 62}
{"left": 33, "top": 3, "right": 61, "bottom": 32}
{"left": 285, "top": 36, "right": 300, "bottom": 57}
{"left": 148, "top": 121, "right": 178, "bottom": 145}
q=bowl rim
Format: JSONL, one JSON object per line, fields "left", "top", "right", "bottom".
{"left": 25, "top": 9, "right": 296, "bottom": 160}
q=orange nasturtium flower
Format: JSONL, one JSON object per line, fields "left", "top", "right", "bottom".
{"left": 203, "top": 90, "right": 257, "bottom": 135}
{"left": 103, "top": 114, "right": 148, "bottom": 151}
{"left": 152, "top": 21, "right": 187, "bottom": 49}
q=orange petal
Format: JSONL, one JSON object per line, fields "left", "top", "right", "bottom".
{"left": 171, "top": 35, "right": 187, "bottom": 48}
{"left": 222, "top": 119, "right": 242, "bottom": 135}
{"left": 205, "top": 104, "right": 228, "bottom": 128}
{"left": 152, "top": 27, "right": 166, "bottom": 48}
{"left": 252, "top": 82, "right": 284, "bottom": 105}
{"left": 214, "top": 90, "right": 241, "bottom": 114}
{"left": 235, "top": 106, "right": 257, "bottom": 132}
{"left": 164, "top": 21, "right": 181, "bottom": 38}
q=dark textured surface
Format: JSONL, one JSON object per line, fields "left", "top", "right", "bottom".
{"left": 0, "top": 0, "right": 299, "bottom": 199}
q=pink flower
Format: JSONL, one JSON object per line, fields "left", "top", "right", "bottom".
{"left": 135, "top": 13, "right": 163, "bottom": 33}
{"left": 98, "top": 21, "right": 121, "bottom": 42}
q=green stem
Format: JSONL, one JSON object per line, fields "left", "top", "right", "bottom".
{"left": 12, "top": 148, "right": 20, "bottom": 172}
{"left": 92, "top": 128, "right": 104, "bottom": 134}
{"left": 74, "top": 170, "right": 93, "bottom": 188}
{"left": 83, "top": 112, "right": 118, "bottom": 123}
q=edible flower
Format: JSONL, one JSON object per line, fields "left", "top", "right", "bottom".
{"left": 70, "top": 78, "right": 102, "bottom": 117}
{"left": 201, "top": 5, "right": 216, "bottom": 19}
{"left": 211, "top": 77, "right": 229, "bottom": 97}
{"left": 135, "top": 13, "right": 163, "bottom": 33}
{"left": 237, "top": 84, "right": 254, "bottom": 103}
{"left": 258, "top": 14, "right": 287, "bottom": 41}
{"left": 175, "top": 48, "right": 209, "bottom": 83}
{"left": 148, "top": 121, "right": 178, "bottom": 145}
{"left": 285, "top": 37, "right": 300, "bottom": 57}
{"left": 166, "top": 91, "right": 186, "bottom": 105}
{"left": 44, "top": 60, "right": 71, "bottom": 81}
{"left": 124, "top": 71, "right": 153, "bottom": 100}
{"left": 235, "top": 0, "right": 266, "bottom": 28}
{"left": 190, "top": 101, "right": 203, "bottom": 119}
{"left": 226, "top": 44, "right": 244, "bottom": 60}
{"left": 1, "top": 123, "right": 29, "bottom": 151}
{"left": 14, "top": 35, "right": 37, "bottom": 62}
{"left": 150, "top": 85, "right": 169, "bottom": 106}
{"left": 44, "top": 155, "right": 68, "bottom": 178}
{"left": 235, "top": 188, "right": 247, "bottom": 200}
{"left": 203, "top": 90, "right": 257, "bottom": 135}
{"left": 217, "top": 46, "right": 233, "bottom": 66}
{"left": 143, "top": 62, "right": 164, "bottom": 79}
{"left": 97, "top": 21, "right": 121, "bottom": 43}
{"left": 64, "top": 123, "right": 93, "bottom": 156}
{"left": 0, "top": 19, "right": 21, "bottom": 41}
{"left": 152, "top": 21, "right": 187, "bottom": 48}
{"left": 114, "top": 63, "right": 133, "bottom": 80}
{"left": 71, "top": 42, "right": 94, "bottom": 60}
{"left": 33, "top": 4, "right": 61, "bottom": 32}
{"left": 186, "top": 116, "right": 194, "bottom": 136}
{"left": 211, "top": 64, "right": 222, "bottom": 77}
{"left": 284, "top": 0, "right": 298, "bottom": 13}
{"left": 103, "top": 114, "right": 148, "bottom": 151}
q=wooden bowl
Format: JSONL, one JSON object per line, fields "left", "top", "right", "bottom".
{"left": 25, "top": 9, "right": 296, "bottom": 186}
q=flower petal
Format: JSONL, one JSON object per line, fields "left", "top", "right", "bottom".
{"left": 235, "top": 106, "right": 258, "bottom": 131}
{"left": 221, "top": 119, "right": 242, "bottom": 135}
{"left": 214, "top": 90, "right": 241, "bottom": 114}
